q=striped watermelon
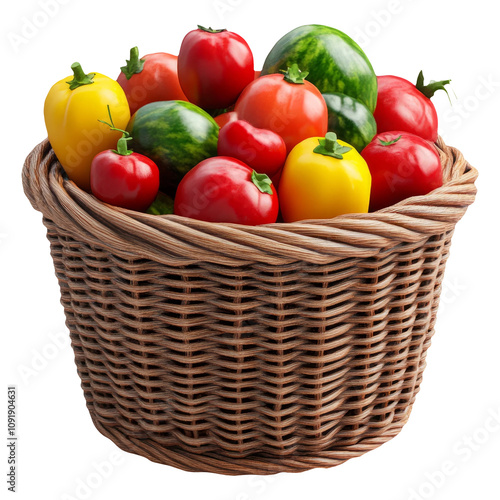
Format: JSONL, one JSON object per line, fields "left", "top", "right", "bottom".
{"left": 127, "top": 100, "right": 219, "bottom": 194}
{"left": 261, "top": 25, "right": 377, "bottom": 112}
{"left": 323, "top": 93, "right": 377, "bottom": 152}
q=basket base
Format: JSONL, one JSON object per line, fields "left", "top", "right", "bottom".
{"left": 89, "top": 407, "right": 412, "bottom": 475}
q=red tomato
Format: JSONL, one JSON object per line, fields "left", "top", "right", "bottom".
{"left": 214, "top": 111, "right": 238, "bottom": 128}
{"left": 90, "top": 150, "right": 160, "bottom": 212}
{"left": 374, "top": 73, "right": 450, "bottom": 142}
{"left": 361, "top": 131, "right": 443, "bottom": 212}
{"left": 117, "top": 48, "right": 188, "bottom": 116}
{"left": 217, "top": 120, "right": 287, "bottom": 177}
{"left": 234, "top": 65, "right": 328, "bottom": 153}
{"left": 177, "top": 26, "right": 254, "bottom": 110}
{"left": 174, "top": 157, "right": 279, "bottom": 225}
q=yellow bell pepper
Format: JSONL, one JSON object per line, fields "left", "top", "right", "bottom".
{"left": 44, "top": 62, "right": 130, "bottom": 191}
{"left": 279, "top": 132, "right": 371, "bottom": 222}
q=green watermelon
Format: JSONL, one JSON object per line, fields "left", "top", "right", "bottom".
{"left": 127, "top": 100, "right": 219, "bottom": 194}
{"left": 261, "top": 25, "right": 377, "bottom": 112}
{"left": 146, "top": 191, "right": 174, "bottom": 215}
{"left": 322, "top": 93, "right": 377, "bottom": 152}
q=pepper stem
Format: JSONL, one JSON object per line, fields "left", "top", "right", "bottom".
{"left": 313, "top": 132, "right": 352, "bottom": 159}
{"left": 98, "top": 105, "right": 133, "bottom": 156}
{"left": 66, "top": 62, "right": 95, "bottom": 90}
{"left": 251, "top": 170, "right": 273, "bottom": 195}
{"left": 324, "top": 133, "right": 336, "bottom": 152}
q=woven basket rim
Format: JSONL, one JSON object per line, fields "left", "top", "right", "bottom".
{"left": 22, "top": 136, "right": 478, "bottom": 266}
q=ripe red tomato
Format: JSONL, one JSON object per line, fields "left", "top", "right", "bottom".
{"left": 361, "top": 131, "right": 443, "bottom": 212}
{"left": 217, "top": 120, "right": 287, "bottom": 177}
{"left": 177, "top": 26, "right": 254, "bottom": 110}
{"left": 374, "top": 73, "right": 450, "bottom": 142}
{"left": 174, "top": 157, "right": 279, "bottom": 225}
{"left": 117, "top": 48, "right": 187, "bottom": 116}
{"left": 90, "top": 150, "right": 160, "bottom": 212}
{"left": 234, "top": 65, "right": 328, "bottom": 153}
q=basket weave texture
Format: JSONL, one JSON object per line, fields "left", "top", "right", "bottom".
{"left": 23, "top": 137, "right": 477, "bottom": 475}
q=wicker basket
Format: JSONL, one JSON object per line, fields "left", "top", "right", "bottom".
{"left": 22, "top": 137, "right": 477, "bottom": 475}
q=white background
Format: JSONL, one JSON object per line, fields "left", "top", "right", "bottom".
{"left": 1, "top": 0, "right": 499, "bottom": 499}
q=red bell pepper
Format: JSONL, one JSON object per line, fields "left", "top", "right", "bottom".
{"left": 217, "top": 119, "right": 287, "bottom": 178}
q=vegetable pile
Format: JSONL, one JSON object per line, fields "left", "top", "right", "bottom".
{"left": 43, "top": 24, "right": 451, "bottom": 225}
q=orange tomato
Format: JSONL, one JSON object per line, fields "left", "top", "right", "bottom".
{"left": 234, "top": 64, "right": 327, "bottom": 153}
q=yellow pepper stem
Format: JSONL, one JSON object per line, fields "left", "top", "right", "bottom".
{"left": 324, "top": 133, "right": 336, "bottom": 152}
{"left": 66, "top": 62, "right": 95, "bottom": 90}
{"left": 313, "top": 132, "right": 352, "bottom": 159}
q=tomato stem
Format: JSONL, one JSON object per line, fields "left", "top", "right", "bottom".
{"left": 416, "top": 71, "right": 452, "bottom": 102}
{"left": 98, "top": 105, "right": 133, "bottom": 156}
{"left": 114, "top": 135, "right": 133, "bottom": 156}
{"left": 379, "top": 135, "right": 402, "bottom": 146}
{"left": 197, "top": 25, "right": 227, "bottom": 33}
{"left": 281, "top": 64, "right": 309, "bottom": 84}
{"left": 66, "top": 62, "right": 95, "bottom": 90}
{"left": 120, "top": 46, "right": 146, "bottom": 80}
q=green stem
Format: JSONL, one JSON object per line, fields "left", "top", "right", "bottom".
{"left": 379, "top": 135, "right": 402, "bottom": 146}
{"left": 66, "top": 62, "right": 95, "bottom": 90}
{"left": 130, "top": 46, "right": 139, "bottom": 63}
{"left": 115, "top": 136, "right": 133, "bottom": 156}
{"left": 313, "top": 132, "right": 352, "bottom": 159}
{"left": 120, "top": 46, "right": 146, "bottom": 80}
{"left": 324, "top": 133, "right": 335, "bottom": 152}
{"left": 415, "top": 70, "right": 452, "bottom": 101}
{"left": 281, "top": 64, "right": 309, "bottom": 84}
{"left": 98, "top": 105, "right": 133, "bottom": 156}
{"left": 251, "top": 171, "right": 273, "bottom": 195}
{"left": 197, "top": 25, "right": 226, "bottom": 33}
